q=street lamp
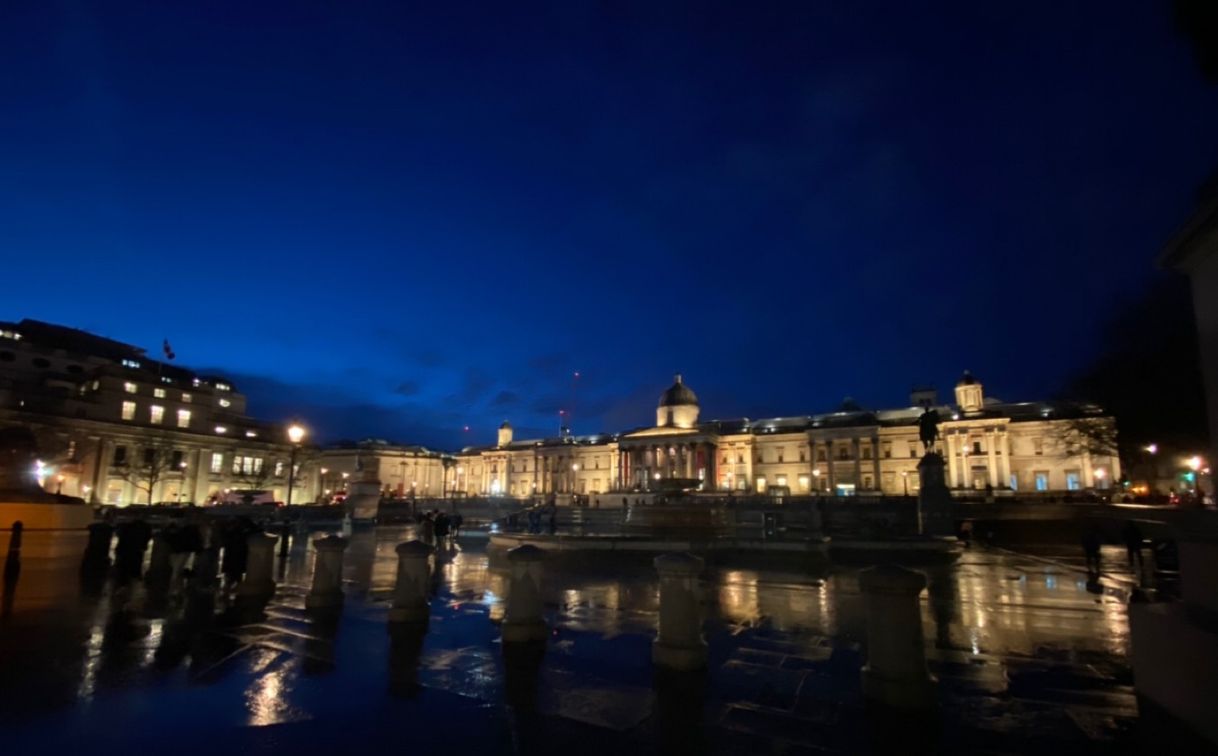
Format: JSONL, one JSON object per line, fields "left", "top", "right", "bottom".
{"left": 1095, "top": 468, "right": 1107, "bottom": 489}
{"left": 285, "top": 423, "right": 306, "bottom": 507}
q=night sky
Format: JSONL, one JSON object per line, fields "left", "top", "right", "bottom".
{"left": 3, "top": 2, "right": 1217, "bottom": 448}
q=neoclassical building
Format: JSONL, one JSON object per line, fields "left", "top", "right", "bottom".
{"left": 451, "top": 373, "right": 1120, "bottom": 498}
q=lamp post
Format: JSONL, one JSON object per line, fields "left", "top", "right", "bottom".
{"left": 285, "top": 423, "right": 306, "bottom": 508}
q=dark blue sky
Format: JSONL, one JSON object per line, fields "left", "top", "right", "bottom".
{"left": 3, "top": 1, "right": 1217, "bottom": 448}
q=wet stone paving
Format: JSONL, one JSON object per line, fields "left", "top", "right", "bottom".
{"left": 0, "top": 527, "right": 1166, "bottom": 754}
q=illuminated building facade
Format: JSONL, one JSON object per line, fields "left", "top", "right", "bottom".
{"left": 0, "top": 319, "right": 318, "bottom": 505}
{"left": 452, "top": 373, "right": 1120, "bottom": 498}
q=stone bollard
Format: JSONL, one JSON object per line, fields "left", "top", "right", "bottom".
{"left": 82, "top": 522, "right": 113, "bottom": 570}
{"left": 652, "top": 553, "right": 707, "bottom": 670}
{"left": 145, "top": 533, "right": 173, "bottom": 586}
{"left": 236, "top": 532, "right": 280, "bottom": 599}
{"left": 501, "top": 544, "right": 547, "bottom": 643}
{"left": 305, "top": 535, "right": 349, "bottom": 610}
{"left": 389, "top": 540, "right": 433, "bottom": 625}
{"left": 859, "top": 564, "right": 936, "bottom": 710}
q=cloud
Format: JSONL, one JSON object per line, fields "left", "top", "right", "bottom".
{"left": 490, "top": 389, "right": 520, "bottom": 408}
{"left": 393, "top": 380, "right": 422, "bottom": 396}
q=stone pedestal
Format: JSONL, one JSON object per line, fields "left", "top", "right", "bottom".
{"left": 859, "top": 564, "right": 936, "bottom": 710}
{"left": 345, "top": 478, "right": 382, "bottom": 521}
{"left": 305, "top": 535, "right": 349, "bottom": 610}
{"left": 501, "top": 544, "right": 547, "bottom": 643}
{"left": 146, "top": 534, "right": 173, "bottom": 585}
{"left": 652, "top": 552, "right": 708, "bottom": 670}
{"left": 389, "top": 540, "right": 433, "bottom": 625}
{"left": 236, "top": 533, "right": 279, "bottom": 599}
{"left": 917, "top": 453, "right": 955, "bottom": 537}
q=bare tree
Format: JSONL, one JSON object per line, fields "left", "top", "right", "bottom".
{"left": 119, "top": 435, "right": 180, "bottom": 506}
{"left": 1052, "top": 417, "right": 1119, "bottom": 460}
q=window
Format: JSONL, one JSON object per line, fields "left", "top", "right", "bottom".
{"left": 1033, "top": 439, "right": 1044, "bottom": 456}
{"left": 910, "top": 445, "right": 918, "bottom": 458}
{"left": 817, "top": 448, "right": 827, "bottom": 462}
{"left": 1034, "top": 472, "right": 1049, "bottom": 491}
{"left": 124, "top": 382, "right": 137, "bottom": 394}
{"left": 210, "top": 453, "right": 223, "bottom": 474}
{"left": 215, "top": 382, "right": 231, "bottom": 392}
{"left": 275, "top": 461, "right": 285, "bottom": 476}
{"left": 218, "top": 398, "right": 232, "bottom": 408}
{"left": 233, "top": 456, "right": 263, "bottom": 475}
{"left": 121, "top": 401, "right": 136, "bottom": 421}
{"left": 838, "top": 446, "right": 850, "bottom": 460}
{"left": 153, "top": 388, "right": 166, "bottom": 398}
{"left": 863, "top": 475, "right": 874, "bottom": 489}
{"left": 737, "top": 454, "right": 744, "bottom": 464}
{"left": 798, "top": 474, "right": 810, "bottom": 492}
{"left": 143, "top": 447, "right": 156, "bottom": 465}
{"left": 1065, "top": 471, "right": 1081, "bottom": 491}
{"left": 181, "top": 392, "right": 192, "bottom": 403}
{"left": 121, "top": 358, "right": 141, "bottom": 369}
{"left": 862, "top": 447, "right": 872, "bottom": 460}
{"left": 214, "top": 425, "right": 227, "bottom": 434}
{"left": 776, "top": 475, "right": 788, "bottom": 487}
{"left": 113, "top": 446, "right": 127, "bottom": 465}
{"left": 171, "top": 450, "right": 184, "bottom": 469}
{"left": 972, "top": 441, "right": 983, "bottom": 454}
{"left": 1009, "top": 474, "right": 1018, "bottom": 491}
{"left": 777, "top": 449, "right": 785, "bottom": 463}
{"left": 177, "top": 409, "right": 191, "bottom": 428}
{"left": 755, "top": 476, "right": 766, "bottom": 493}
{"left": 883, "top": 442, "right": 892, "bottom": 458}
{"left": 149, "top": 405, "right": 164, "bottom": 424}
{"left": 799, "top": 449, "right": 807, "bottom": 462}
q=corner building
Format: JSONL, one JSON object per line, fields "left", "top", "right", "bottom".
{"left": 452, "top": 373, "right": 1120, "bottom": 498}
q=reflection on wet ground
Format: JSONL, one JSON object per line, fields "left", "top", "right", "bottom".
{"left": 0, "top": 527, "right": 1155, "bottom": 754}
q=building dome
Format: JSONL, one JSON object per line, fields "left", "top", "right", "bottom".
{"left": 659, "top": 374, "right": 699, "bottom": 407}
{"left": 957, "top": 370, "right": 978, "bottom": 386}
{"left": 499, "top": 420, "right": 512, "bottom": 429}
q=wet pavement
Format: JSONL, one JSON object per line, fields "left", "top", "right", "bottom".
{"left": 0, "top": 527, "right": 1171, "bottom": 754}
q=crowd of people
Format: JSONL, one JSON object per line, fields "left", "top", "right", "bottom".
{"left": 415, "top": 510, "right": 463, "bottom": 548}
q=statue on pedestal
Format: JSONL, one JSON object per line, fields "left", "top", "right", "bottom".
{"left": 918, "top": 409, "right": 941, "bottom": 453}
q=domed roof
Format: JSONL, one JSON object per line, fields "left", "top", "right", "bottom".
{"left": 499, "top": 420, "right": 512, "bottom": 429}
{"left": 957, "top": 370, "right": 979, "bottom": 386}
{"left": 659, "top": 374, "right": 698, "bottom": 407}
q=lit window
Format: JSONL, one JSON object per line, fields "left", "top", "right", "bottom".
{"left": 123, "top": 382, "right": 137, "bottom": 394}
{"left": 177, "top": 409, "right": 191, "bottom": 428}
{"left": 153, "top": 388, "right": 166, "bottom": 398}
{"left": 275, "top": 461, "right": 285, "bottom": 476}
{"left": 149, "top": 405, "right": 164, "bottom": 424}
{"left": 798, "top": 474, "right": 810, "bottom": 492}
{"left": 181, "top": 393, "right": 192, "bottom": 403}
{"left": 216, "top": 382, "right": 231, "bottom": 392}
{"left": 1035, "top": 472, "right": 1049, "bottom": 491}
{"left": 121, "top": 358, "right": 141, "bottom": 369}
{"left": 218, "top": 398, "right": 231, "bottom": 408}
{"left": 1066, "top": 471, "right": 1081, "bottom": 491}
{"left": 1009, "top": 474, "right": 1018, "bottom": 491}
{"left": 214, "top": 425, "right": 227, "bottom": 434}
{"left": 776, "top": 475, "right": 788, "bottom": 487}
{"left": 245, "top": 430, "right": 257, "bottom": 438}
{"left": 121, "top": 401, "right": 136, "bottom": 421}
{"left": 210, "top": 453, "right": 223, "bottom": 474}
{"left": 192, "top": 378, "right": 201, "bottom": 388}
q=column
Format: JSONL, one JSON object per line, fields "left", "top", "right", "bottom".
{"left": 826, "top": 441, "right": 836, "bottom": 492}
{"left": 872, "top": 436, "right": 881, "bottom": 491}
{"left": 999, "top": 431, "right": 1012, "bottom": 488}
{"left": 389, "top": 540, "right": 433, "bottom": 625}
{"left": 852, "top": 438, "right": 862, "bottom": 489}
{"left": 986, "top": 429, "right": 998, "bottom": 488}
{"left": 945, "top": 434, "right": 958, "bottom": 489}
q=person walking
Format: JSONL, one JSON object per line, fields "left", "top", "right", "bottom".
{"left": 1123, "top": 521, "right": 1145, "bottom": 574}
{"left": 1081, "top": 526, "right": 1103, "bottom": 578}
{"left": 434, "top": 512, "right": 450, "bottom": 548}
{"left": 419, "top": 511, "right": 435, "bottom": 546}
{"left": 451, "top": 512, "right": 464, "bottom": 539}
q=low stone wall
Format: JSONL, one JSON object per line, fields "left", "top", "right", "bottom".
{"left": 0, "top": 500, "right": 95, "bottom": 530}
